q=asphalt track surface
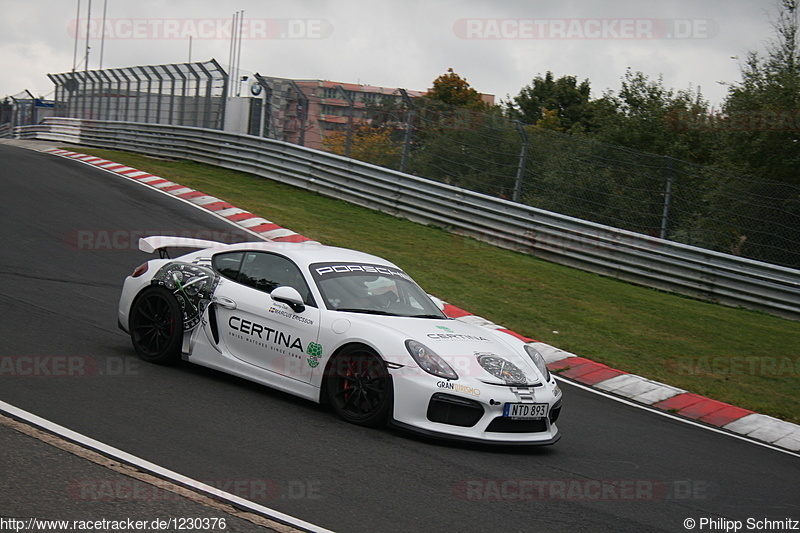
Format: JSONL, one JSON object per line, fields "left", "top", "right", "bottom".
{"left": 0, "top": 143, "right": 798, "bottom": 533}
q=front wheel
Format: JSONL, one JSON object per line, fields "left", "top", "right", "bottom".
{"left": 326, "top": 347, "right": 392, "bottom": 427}
{"left": 128, "top": 286, "right": 183, "bottom": 365}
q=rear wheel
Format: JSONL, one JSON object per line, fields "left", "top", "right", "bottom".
{"left": 129, "top": 286, "right": 183, "bottom": 365}
{"left": 326, "top": 347, "right": 391, "bottom": 427}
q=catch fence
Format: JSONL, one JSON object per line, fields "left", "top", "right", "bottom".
{"left": 46, "top": 60, "right": 228, "bottom": 130}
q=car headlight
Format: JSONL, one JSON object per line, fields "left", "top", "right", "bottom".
{"left": 524, "top": 344, "right": 551, "bottom": 382}
{"left": 405, "top": 340, "right": 458, "bottom": 380}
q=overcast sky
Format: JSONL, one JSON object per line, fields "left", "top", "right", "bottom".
{"left": 0, "top": 0, "right": 785, "bottom": 109}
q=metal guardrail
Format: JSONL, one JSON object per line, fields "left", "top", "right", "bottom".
{"left": 14, "top": 117, "right": 800, "bottom": 320}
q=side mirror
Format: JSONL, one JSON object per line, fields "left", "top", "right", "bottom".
{"left": 271, "top": 286, "right": 306, "bottom": 313}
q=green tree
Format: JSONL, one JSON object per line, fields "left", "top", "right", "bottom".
{"left": 594, "top": 69, "right": 712, "bottom": 163}
{"left": 717, "top": 0, "right": 800, "bottom": 184}
{"left": 506, "top": 71, "right": 611, "bottom": 133}
{"left": 538, "top": 70, "right": 717, "bottom": 244}
{"left": 697, "top": 0, "right": 800, "bottom": 266}
{"left": 405, "top": 70, "right": 516, "bottom": 195}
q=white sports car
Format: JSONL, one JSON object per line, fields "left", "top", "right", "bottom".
{"left": 118, "top": 236, "right": 562, "bottom": 445}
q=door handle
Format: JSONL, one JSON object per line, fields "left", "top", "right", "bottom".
{"left": 213, "top": 296, "right": 237, "bottom": 310}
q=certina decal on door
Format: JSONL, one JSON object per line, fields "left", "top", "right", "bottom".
{"left": 426, "top": 333, "right": 490, "bottom": 342}
{"left": 227, "top": 316, "right": 305, "bottom": 353}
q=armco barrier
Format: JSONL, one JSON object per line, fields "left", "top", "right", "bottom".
{"left": 13, "top": 117, "right": 800, "bottom": 320}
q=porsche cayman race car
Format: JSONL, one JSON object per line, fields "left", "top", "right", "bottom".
{"left": 118, "top": 236, "right": 562, "bottom": 445}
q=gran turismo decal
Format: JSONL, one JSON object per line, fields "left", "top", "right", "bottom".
{"left": 151, "top": 262, "right": 220, "bottom": 330}
{"left": 436, "top": 380, "right": 481, "bottom": 396}
{"left": 228, "top": 316, "right": 304, "bottom": 352}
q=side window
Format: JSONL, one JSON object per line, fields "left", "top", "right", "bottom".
{"left": 239, "top": 252, "right": 315, "bottom": 306}
{"left": 212, "top": 251, "right": 245, "bottom": 281}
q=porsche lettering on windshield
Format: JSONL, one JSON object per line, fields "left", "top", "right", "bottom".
{"left": 310, "top": 261, "right": 446, "bottom": 318}
{"left": 313, "top": 263, "right": 412, "bottom": 281}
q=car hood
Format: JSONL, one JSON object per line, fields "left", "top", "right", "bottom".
{"left": 345, "top": 313, "right": 542, "bottom": 385}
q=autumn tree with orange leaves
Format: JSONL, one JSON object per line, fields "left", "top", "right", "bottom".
{"left": 322, "top": 122, "right": 401, "bottom": 168}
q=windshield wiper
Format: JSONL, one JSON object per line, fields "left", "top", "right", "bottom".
{"left": 409, "top": 314, "right": 447, "bottom": 319}
{"left": 334, "top": 308, "right": 402, "bottom": 316}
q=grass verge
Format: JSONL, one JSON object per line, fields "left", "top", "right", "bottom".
{"left": 79, "top": 148, "right": 800, "bottom": 424}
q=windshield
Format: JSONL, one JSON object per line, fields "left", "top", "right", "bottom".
{"left": 310, "top": 262, "right": 447, "bottom": 318}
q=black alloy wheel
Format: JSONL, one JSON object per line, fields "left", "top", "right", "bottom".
{"left": 129, "top": 286, "right": 183, "bottom": 365}
{"left": 327, "top": 347, "right": 392, "bottom": 427}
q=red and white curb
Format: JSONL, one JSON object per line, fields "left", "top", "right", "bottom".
{"left": 46, "top": 149, "right": 315, "bottom": 244}
{"left": 44, "top": 147, "right": 800, "bottom": 454}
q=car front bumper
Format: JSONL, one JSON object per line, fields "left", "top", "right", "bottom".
{"left": 389, "top": 370, "right": 562, "bottom": 445}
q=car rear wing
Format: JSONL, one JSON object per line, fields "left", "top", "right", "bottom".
{"left": 139, "top": 236, "right": 228, "bottom": 257}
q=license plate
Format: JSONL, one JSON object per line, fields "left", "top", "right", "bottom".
{"left": 503, "top": 403, "right": 548, "bottom": 419}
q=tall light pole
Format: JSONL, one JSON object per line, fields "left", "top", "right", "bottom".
{"left": 227, "top": 11, "right": 237, "bottom": 80}
{"left": 99, "top": 0, "right": 108, "bottom": 69}
{"left": 235, "top": 11, "right": 244, "bottom": 95}
{"left": 84, "top": 0, "right": 92, "bottom": 69}
{"left": 72, "top": 0, "right": 81, "bottom": 75}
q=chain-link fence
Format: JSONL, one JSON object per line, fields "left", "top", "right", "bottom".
{"left": 19, "top": 62, "right": 800, "bottom": 269}
{"left": 520, "top": 132, "right": 800, "bottom": 269}
{"left": 0, "top": 90, "right": 54, "bottom": 130}
{"left": 47, "top": 60, "right": 228, "bottom": 130}
{"left": 326, "top": 98, "right": 800, "bottom": 269}
{"left": 251, "top": 74, "right": 310, "bottom": 146}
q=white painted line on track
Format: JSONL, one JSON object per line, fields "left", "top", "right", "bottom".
{"left": 553, "top": 376, "right": 800, "bottom": 459}
{"left": 0, "top": 399, "right": 336, "bottom": 533}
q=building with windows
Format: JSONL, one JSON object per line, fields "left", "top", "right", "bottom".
{"left": 38, "top": 58, "right": 495, "bottom": 153}
{"left": 246, "top": 76, "right": 494, "bottom": 150}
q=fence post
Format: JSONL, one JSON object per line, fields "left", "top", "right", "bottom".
{"left": 398, "top": 88, "right": 415, "bottom": 174}
{"left": 335, "top": 85, "right": 355, "bottom": 158}
{"left": 660, "top": 155, "right": 674, "bottom": 239}
{"left": 513, "top": 121, "right": 529, "bottom": 203}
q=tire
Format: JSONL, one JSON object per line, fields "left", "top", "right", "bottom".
{"left": 128, "top": 286, "right": 183, "bottom": 365}
{"left": 326, "top": 347, "right": 392, "bottom": 428}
